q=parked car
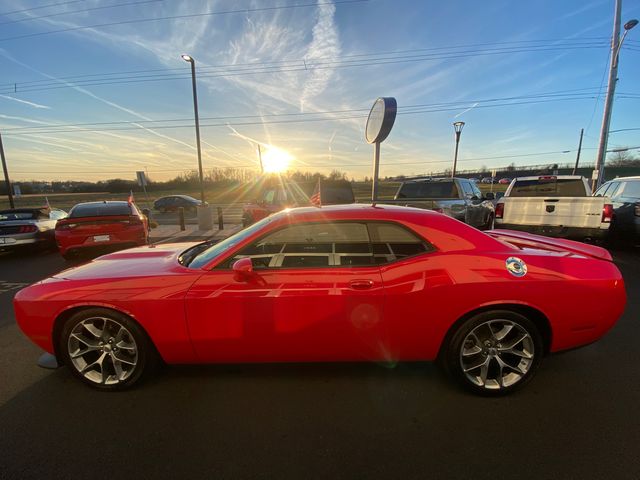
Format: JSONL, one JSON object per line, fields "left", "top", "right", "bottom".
{"left": 390, "top": 177, "right": 495, "bottom": 229}
{"left": 14, "top": 205, "right": 625, "bottom": 395}
{"left": 55, "top": 201, "right": 149, "bottom": 260}
{"left": 498, "top": 178, "right": 512, "bottom": 185}
{"left": 481, "top": 177, "right": 495, "bottom": 184}
{"left": 242, "top": 179, "right": 355, "bottom": 227}
{"left": 0, "top": 207, "right": 67, "bottom": 252}
{"left": 495, "top": 175, "right": 613, "bottom": 240}
{"left": 153, "top": 195, "right": 202, "bottom": 213}
{"left": 594, "top": 176, "right": 640, "bottom": 245}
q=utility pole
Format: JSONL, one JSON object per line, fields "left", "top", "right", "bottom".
{"left": 452, "top": 122, "right": 465, "bottom": 178}
{"left": 0, "top": 133, "right": 15, "bottom": 209}
{"left": 573, "top": 128, "right": 584, "bottom": 175}
{"left": 593, "top": 1, "right": 638, "bottom": 192}
{"left": 257, "top": 145, "right": 264, "bottom": 173}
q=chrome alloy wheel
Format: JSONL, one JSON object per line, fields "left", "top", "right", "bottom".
{"left": 67, "top": 317, "right": 138, "bottom": 385}
{"left": 459, "top": 319, "right": 535, "bottom": 390}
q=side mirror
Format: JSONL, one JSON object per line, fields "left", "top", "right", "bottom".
{"left": 232, "top": 257, "right": 253, "bottom": 274}
{"left": 484, "top": 192, "right": 495, "bottom": 200}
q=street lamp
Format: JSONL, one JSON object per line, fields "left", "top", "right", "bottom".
{"left": 452, "top": 121, "right": 465, "bottom": 178}
{"left": 592, "top": 0, "right": 638, "bottom": 192}
{"left": 181, "top": 54, "right": 205, "bottom": 204}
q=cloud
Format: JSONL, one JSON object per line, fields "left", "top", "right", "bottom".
{"left": 0, "top": 94, "right": 50, "bottom": 109}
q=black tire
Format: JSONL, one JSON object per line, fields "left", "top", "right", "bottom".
{"left": 442, "top": 310, "right": 543, "bottom": 396}
{"left": 59, "top": 308, "right": 159, "bottom": 391}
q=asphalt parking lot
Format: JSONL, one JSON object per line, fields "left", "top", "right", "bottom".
{"left": 0, "top": 246, "right": 639, "bottom": 480}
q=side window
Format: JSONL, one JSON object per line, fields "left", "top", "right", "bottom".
{"left": 471, "top": 183, "right": 482, "bottom": 199}
{"left": 368, "top": 222, "right": 432, "bottom": 264}
{"left": 595, "top": 182, "right": 615, "bottom": 197}
{"left": 226, "top": 222, "right": 372, "bottom": 269}
{"left": 607, "top": 181, "right": 623, "bottom": 199}
{"left": 460, "top": 181, "right": 474, "bottom": 198}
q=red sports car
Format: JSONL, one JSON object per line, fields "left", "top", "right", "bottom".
{"left": 15, "top": 205, "right": 625, "bottom": 395}
{"left": 55, "top": 201, "right": 149, "bottom": 260}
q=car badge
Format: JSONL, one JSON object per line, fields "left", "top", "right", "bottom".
{"left": 506, "top": 257, "right": 527, "bottom": 277}
{"left": 546, "top": 205, "right": 555, "bottom": 213}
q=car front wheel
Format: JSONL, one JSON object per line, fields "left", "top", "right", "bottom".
{"left": 443, "top": 310, "right": 543, "bottom": 395}
{"left": 59, "top": 308, "right": 158, "bottom": 390}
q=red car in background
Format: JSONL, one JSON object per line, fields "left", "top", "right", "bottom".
{"left": 55, "top": 201, "right": 149, "bottom": 260}
{"left": 16, "top": 205, "right": 625, "bottom": 395}
{"left": 242, "top": 179, "right": 355, "bottom": 226}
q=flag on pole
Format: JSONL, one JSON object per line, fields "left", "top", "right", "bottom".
{"left": 310, "top": 178, "right": 321, "bottom": 206}
{"left": 128, "top": 190, "right": 134, "bottom": 204}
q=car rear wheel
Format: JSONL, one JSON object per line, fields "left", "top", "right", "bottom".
{"left": 59, "top": 308, "right": 158, "bottom": 390}
{"left": 443, "top": 310, "right": 543, "bottom": 395}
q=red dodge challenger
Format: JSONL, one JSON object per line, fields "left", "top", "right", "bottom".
{"left": 14, "top": 204, "right": 625, "bottom": 395}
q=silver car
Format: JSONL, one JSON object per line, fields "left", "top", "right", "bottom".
{"left": 0, "top": 208, "right": 67, "bottom": 251}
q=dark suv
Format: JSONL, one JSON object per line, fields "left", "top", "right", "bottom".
{"left": 594, "top": 176, "right": 640, "bottom": 245}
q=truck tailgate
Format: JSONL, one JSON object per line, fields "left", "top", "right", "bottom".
{"left": 501, "top": 197, "right": 605, "bottom": 229}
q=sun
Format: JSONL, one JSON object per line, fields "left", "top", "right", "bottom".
{"left": 261, "top": 145, "right": 292, "bottom": 174}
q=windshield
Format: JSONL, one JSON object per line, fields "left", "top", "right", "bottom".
{"left": 188, "top": 216, "right": 274, "bottom": 269}
{"left": 509, "top": 179, "right": 587, "bottom": 197}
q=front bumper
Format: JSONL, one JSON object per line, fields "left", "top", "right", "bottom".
{"left": 495, "top": 223, "right": 609, "bottom": 240}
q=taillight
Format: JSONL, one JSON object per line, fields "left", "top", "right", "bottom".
{"left": 602, "top": 204, "right": 614, "bottom": 223}
{"left": 495, "top": 203, "right": 504, "bottom": 219}
{"left": 56, "top": 223, "right": 71, "bottom": 231}
{"left": 18, "top": 225, "right": 37, "bottom": 233}
{"left": 128, "top": 216, "right": 143, "bottom": 226}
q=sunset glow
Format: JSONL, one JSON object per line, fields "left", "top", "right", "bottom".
{"left": 262, "top": 146, "right": 293, "bottom": 174}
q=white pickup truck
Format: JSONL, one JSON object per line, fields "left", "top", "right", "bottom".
{"left": 494, "top": 175, "right": 613, "bottom": 240}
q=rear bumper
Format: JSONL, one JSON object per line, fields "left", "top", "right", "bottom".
{"left": 56, "top": 229, "right": 148, "bottom": 256}
{"left": 495, "top": 222, "right": 609, "bottom": 240}
{"left": 0, "top": 234, "right": 52, "bottom": 249}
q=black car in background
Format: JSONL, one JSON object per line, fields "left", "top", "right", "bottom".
{"left": 153, "top": 195, "right": 203, "bottom": 213}
{"left": 594, "top": 176, "right": 640, "bottom": 244}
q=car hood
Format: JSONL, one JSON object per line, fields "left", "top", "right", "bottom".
{"left": 51, "top": 242, "right": 201, "bottom": 280}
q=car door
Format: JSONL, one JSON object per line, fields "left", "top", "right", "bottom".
{"left": 460, "top": 180, "right": 483, "bottom": 227}
{"left": 184, "top": 221, "right": 386, "bottom": 363}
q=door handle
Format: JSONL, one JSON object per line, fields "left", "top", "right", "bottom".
{"left": 349, "top": 279, "right": 374, "bottom": 290}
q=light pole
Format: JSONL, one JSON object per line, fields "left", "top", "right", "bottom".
{"left": 592, "top": 1, "right": 638, "bottom": 192}
{"left": 452, "top": 121, "right": 465, "bottom": 178}
{"left": 181, "top": 54, "right": 205, "bottom": 204}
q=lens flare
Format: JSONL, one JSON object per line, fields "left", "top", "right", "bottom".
{"left": 262, "top": 146, "right": 292, "bottom": 174}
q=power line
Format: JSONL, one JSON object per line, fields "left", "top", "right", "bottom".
{"left": 0, "top": 0, "right": 164, "bottom": 27}
{"left": 2, "top": 37, "right": 608, "bottom": 89}
{"left": 0, "top": 43, "right": 609, "bottom": 95}
{"left": 0, "top": 0, "right": 85, "bottom": 16}
{"left": 2, "top": 93, "right": 619, "bottom": 136}
{"left": 1, "top": 87, "right": 614, "bottom": 132}
{"left": 0, "top": 0, "right": 369, "bottom": 43}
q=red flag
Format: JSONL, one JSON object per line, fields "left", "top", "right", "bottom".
{"left": 128, "top": 190, "right": 134, "bottom": 204}
{"left": 310, "top": 178, "right": 321, "bottom": 206}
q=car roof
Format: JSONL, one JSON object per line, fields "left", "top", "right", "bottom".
{"left": 72, "top": 201, "right": 130, "bottom": 207}
{"left": 512, "top": 175, "right": 583, "bottom": 181}
{"left": 605, "top": 176, "right": 640, "bottom": 182}
{"left": 270, "top": 203, "right": 446, "bottom": 222}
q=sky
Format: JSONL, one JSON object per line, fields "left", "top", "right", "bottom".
{"left": 0, "top": 0, "right": 639, "bottom": 182}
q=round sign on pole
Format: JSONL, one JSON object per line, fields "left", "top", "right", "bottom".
{"left": 365, "top": 97, "right": 397, "bottom": 144}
